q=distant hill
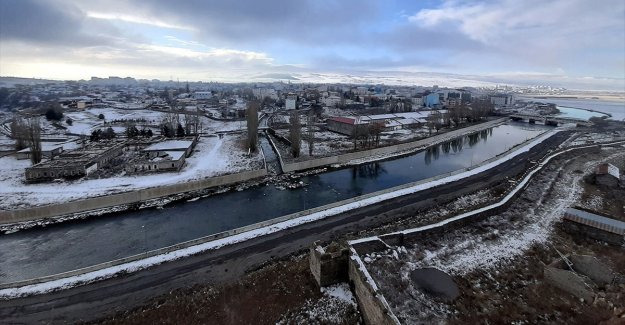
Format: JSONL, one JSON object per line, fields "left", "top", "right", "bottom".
{"left": 255, "top": 73, "right": 299, "bottom": 80}
{"left": 0, "top": 76, "right": 59, "bottom": 87}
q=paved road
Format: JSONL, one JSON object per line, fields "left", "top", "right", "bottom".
{"left": 0, "top": 132, "right": 571, "bottom": 324}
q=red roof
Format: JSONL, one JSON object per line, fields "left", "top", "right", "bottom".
{"left": 328, "top": 117, "right": 356, "bottom": 125}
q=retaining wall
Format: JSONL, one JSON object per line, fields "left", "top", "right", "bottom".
{"left": 0, "top": 168, "right": 267, "bottom": 225}
{"left": 281, "top": 118, "right": 509, "bottom": 173}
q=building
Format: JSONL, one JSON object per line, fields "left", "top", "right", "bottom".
{"left": 25, "top": 140, "right": 126, "bottom": 182}
{"left": 424, "top": 93, "right": 440, "bottom": 108}
{"left": 285, "top": 93, "right": 297, "bottom": 110}
{"left": 126, "top": 137, "right": 197, "bottom": 173}
{"left": 193, "top": 91, "right": 213, "bottom": 100}
{"left": 595, "top": 163, "right": 620, "bottom": 187}
{"left": 322, "top": 95, "right": 342, "bottom": 107}
{"left": 16, "top": 143, "right": 64, "bottom": 160}
{"left": 326, "top": 117, "right": 356, "bottom": 135}
{"left": 326, "top": 113, "right": 423, "bottom": 136}
{"left": 490, "top": 94, "right": 515, "bottom": 107}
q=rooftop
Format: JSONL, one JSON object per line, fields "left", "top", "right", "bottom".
{"left": 564, "top": 208, "right": 625, "bottom": 236}
{"left": 143, "top": 140, "right": 194, "bottom": 151}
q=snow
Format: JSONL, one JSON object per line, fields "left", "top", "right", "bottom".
{"left": 321, "top": 283, "right": 357, "bottom": 307}
{"left": 0, "top": 135, "right": 262, "bottom": 209}
{"left": 143, "top": 140, "right": 193, "bottom": 151}
{"left": 163, "top": 151, "right": 185, "bottom": 160}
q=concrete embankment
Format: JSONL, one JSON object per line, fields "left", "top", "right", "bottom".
{"left": 0, "top": 168, "right": 267, "bottom": 225}
{"left": 280, "top": 118, "right": 509, "bottom": 173}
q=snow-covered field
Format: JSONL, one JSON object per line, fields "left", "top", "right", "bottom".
{"left": 0, "top": 134, "right": 262, "bottom": 210}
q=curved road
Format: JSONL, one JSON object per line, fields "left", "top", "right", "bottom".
{"left": 0, "top": 132, "right": 571, "bottom": 324}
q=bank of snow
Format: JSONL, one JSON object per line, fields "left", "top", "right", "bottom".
{"left": 0, "top": 135, "right": 262, "bottom": 210}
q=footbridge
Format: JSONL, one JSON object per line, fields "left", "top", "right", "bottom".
{"left": 510, "top": 114, "right": 593, "bottom": 127}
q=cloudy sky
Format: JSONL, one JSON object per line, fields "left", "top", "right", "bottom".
{"left": 1, "top": 0, "right": 624, "bottom": 90}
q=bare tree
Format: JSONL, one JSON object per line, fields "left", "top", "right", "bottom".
{"left": 10, "top": 117, "right": 29, "bottom": 151}
{"left": 306, "top": 113, "right": 316, "bottom": 156}
{"left": 426, "top": 110, "right": 443, "bottom": 134}
{"left": 289, "top": 112, "right": 301, "bottom": 158}
{"left": 246, "top": 101, "right": 259, "bottom": 152}
{"left": 28, "top": 117, "right": 42, "bottom": 165}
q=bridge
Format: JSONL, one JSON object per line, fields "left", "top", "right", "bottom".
{"left": 509, "top": 114, "right": 593, "bottom": 127}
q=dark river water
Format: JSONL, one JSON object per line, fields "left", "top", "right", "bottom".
{"left": 0, "top": 122, "right": 550, "bottom": 283}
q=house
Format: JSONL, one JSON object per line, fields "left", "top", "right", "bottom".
{"left": 326, "top": 117, "right": 357, "bottom": 135}
{"left": 595, "top": 163, "right": 620, "bottom": 187}
{"left": 16, "top": 143, "right": 64, "bottom": 160}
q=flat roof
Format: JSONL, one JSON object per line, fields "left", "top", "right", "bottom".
{"left": 564, "top": 208, "right": 625, "bottom": 236}
{"left": 143, "top": 140, "right": 193, "bottom": 151}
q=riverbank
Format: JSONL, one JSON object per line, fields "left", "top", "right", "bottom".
{"left": 0, "top": 118, "right": 508, "bottom": 229}
{"left": 275, "top": 117, "right": 509, "bottom": 173}
{"left": 0, "top": 126, "right": 561, "bottom": 296}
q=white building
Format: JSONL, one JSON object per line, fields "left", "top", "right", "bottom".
{"left": 285, "top": 94, "right": 297, "bottom": 110}
{"left": 322, "top": 95, "right": 342, "bottom": 107}
{"left": 411, "top": 96, "right": 424, "bottom": 107}
{"left": 253, "top": 88, "right": 278, "bottom": 100}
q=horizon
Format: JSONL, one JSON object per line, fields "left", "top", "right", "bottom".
{"left": 1, "top": 0, "right": 624, "bottom": 91}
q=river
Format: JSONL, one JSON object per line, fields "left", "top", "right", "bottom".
{"left": 0, "top": 122, "right": 551, "bottom": 283}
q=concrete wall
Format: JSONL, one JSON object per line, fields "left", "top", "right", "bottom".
{"left": 281, "top": 118, "right": 508, "bottom": 173}
{"left": 348, "top": 255, "right": 401, "bottom": 325}
{"left": 0, "top": 168, "right": 267, "bottom": 225}
{"left": 309, "top": 243, "right": 349, "bottom": 287}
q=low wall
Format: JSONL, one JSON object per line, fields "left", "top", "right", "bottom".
{"left": 281, "top": 118, "right": 508, "bottom": 173}
{"left": 349, "top": 253, "right": 401, "bottom": 325}
{"left": 0, "top": 168, "right": 267, "bottom": 225}
{"left": 309, "top": 243, "right": 349, "bottom": 287}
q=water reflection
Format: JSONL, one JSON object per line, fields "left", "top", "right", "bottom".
{"left": 425, "top": 127, "right": 495, "bottom": 165}
{"left": 351, "top": 163, "right": 387, "bottom": 179}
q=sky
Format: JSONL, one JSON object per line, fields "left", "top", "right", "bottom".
{"left": 0, "top": 0, "right": 624, "bottom": 91}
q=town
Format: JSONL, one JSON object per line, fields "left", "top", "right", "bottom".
{"left": 1, "top": 0, "right": 625, "bottom": 324}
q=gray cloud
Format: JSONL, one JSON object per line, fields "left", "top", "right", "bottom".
{"left": 0, "top": 0, "right": 122, "bottom": 47}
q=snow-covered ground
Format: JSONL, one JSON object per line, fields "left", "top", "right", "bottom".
{"left": 359, "top": 145, "right": 625, "bottom": 323}
{"left": 0, "top": 134, "right": 262, "bottom": 209}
